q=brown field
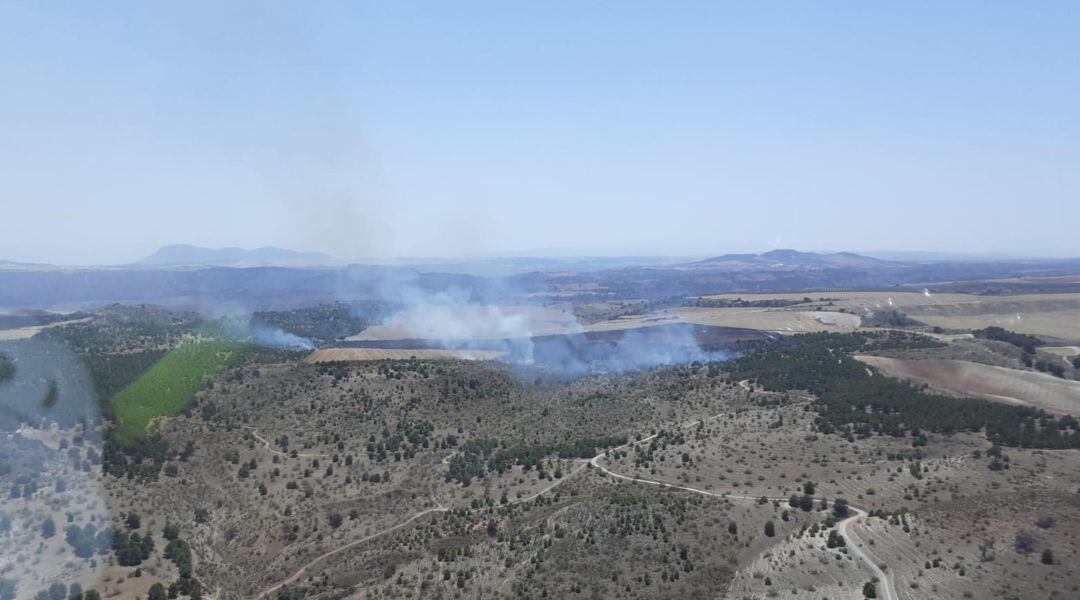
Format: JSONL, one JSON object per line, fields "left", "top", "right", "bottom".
{"left": 0, "top": 316, "right": 92, "bottom": 340}
{"left": 695, "top": 290, "right": 977, "bottom": 310}
{"left": 911, "top": 311, "right": 1080, "bottom": 341}
{"left": 856, "top": 355, "right": 1080, "bottom": 415}
{"left": 1042, "top": 345, "right": 1080, "bottom": 358}
{"left": 691, "top": 291, "right": 1080, "bottom": 341}
{"left": 306, "top": 348, "right": 507, "bottom": 362}
{"left": 345, "top": 293, "right": 1080, "bottom": 346}
{"left": 348, "top": 304, "right": 579, "bottom": 341}
{"left": 675, "top": 307, "right": 861, "bottom": 332}
{"left": 582, "top": 312, "right": 682, "bottom": 332}
{"left": 587, "top": 308, "right": 861, "bottom": 334}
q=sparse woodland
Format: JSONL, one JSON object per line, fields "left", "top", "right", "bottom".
{"left": 1, "top": 307, "right": 1078, "bottom": 600}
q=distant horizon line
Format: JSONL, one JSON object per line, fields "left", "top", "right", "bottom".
{"left": 4, "top": 244, "right": 1080, "bottom": 269}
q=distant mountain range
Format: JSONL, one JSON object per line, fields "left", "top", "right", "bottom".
{"left": 4, "top": 246, "right": 1080, "bottom": 310}
{"left": 683, "top": 249, "right": 892, "bottom": 271}
{"left": 136, "top": 245, "right": 342, "bottom": 268}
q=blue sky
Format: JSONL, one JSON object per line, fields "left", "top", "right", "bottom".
{"left": 1, "top": 1, "right": 1078, "bottom": 264}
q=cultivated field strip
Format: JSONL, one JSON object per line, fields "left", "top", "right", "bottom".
{"left": 857, "top": 355, "right": 1080, "bottom": 415}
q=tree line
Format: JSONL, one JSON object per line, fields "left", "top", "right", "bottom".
{"left": 725, "top": 332, "right": 1080, "bottom": 448}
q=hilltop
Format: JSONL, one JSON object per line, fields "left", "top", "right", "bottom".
{"left": 136, "top": 244, "right": 342, "bottom": 268}
{"left": 685, "top": 249, "right": 893, "bottom": 270}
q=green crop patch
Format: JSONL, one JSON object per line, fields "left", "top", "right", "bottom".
{"left": 111, "top": 341, "right": 239, "bottom": 443}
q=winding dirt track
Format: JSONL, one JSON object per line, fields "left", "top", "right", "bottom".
{"left": 839, "top": 507, "right": 896, "bottom": 600}
{"left": 256, "top": 505, "right": 449, "bottom": 599}
{"left": 254, "top": 454, "right": 588, "bottom": 598}
{"left": 254, "top": 411, "right": 895, "bottom": 600}
{"left": 241, "top": 426, "right": 330, "bottom": 458}
{"left": 588, "top": 413, "right": 896, "bottom": 600}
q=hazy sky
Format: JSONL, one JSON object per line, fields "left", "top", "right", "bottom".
{"left": 2, "top": 2, "right": 1078, "bottom": 264}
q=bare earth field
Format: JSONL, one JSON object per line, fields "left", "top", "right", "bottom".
{"left": 675, "top": 291, "right": 1080, "bottom": 342}
{"left": 911, "top": 311, "right": 1080, "bottom": 342}
{"left": 856, "top": 355, "right": 1080, "bottom": 415}
{"left": 895, "top": 294, "right": 1080, "bottom": 341}
{"left": 587, "top": 308, "right": 861, "bottom": 334}
{"left": 695, "top": 291, "right": 978, "bottom": 311}
{"left": 675, "top": 307, "right": 862, "bottom": 332}
{"left": 1042, "top": 346, "right": 1080, "bottom": 358}
{"left": 347, "top": 305, "right": 580, "bottom": 341}
{"left": 340, "top": 293, "right": 1080, "bottom": 348}
{"left": 0, "top": 317, "right": 92, "bottom": 340}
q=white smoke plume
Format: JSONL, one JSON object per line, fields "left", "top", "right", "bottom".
{"left": 329, "top": 267, "right": 750, "bottom": 377}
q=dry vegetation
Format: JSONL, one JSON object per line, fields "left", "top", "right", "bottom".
{"left": 5, "top": 299, "right": 1080, "bottom": 600}
{"left": 79, "top": 359, "right": 757, "bottom": 598}
{"left": 20, "top": 355, "right": 1066, "bottom": 600}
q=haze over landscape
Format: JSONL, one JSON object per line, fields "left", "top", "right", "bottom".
{"left": 4, "top": 4, "right": 1080, "bottom": 600}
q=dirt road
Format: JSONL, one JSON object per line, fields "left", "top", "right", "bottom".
{"left": 255, "top": 408, "right": 895, "bottom": 600}
{"left": 839, "top": 506, "right": 895, "bottom": 600}
{"left": 255, "top": 505, "right": 449, "bottom": 598}
{"left": 241, "top": 425, "right": 330, "bottom": 458}
{"left": 255, "top": 453, "right": 587, "bottom": 598}
{"left": 589, "top": 412, "right": 896, "bottom": 600}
